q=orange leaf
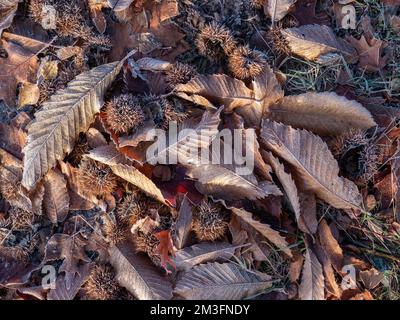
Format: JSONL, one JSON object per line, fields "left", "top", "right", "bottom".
{"left": 154, "top": 230, "right": 176, "bottom": 273}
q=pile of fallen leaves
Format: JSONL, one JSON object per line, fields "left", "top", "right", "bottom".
{"left": 1, "top": 0, "right": 400, "bottom": 300}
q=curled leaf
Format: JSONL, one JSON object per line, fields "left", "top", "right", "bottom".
{"left": 267, "top": 92, "right": 376, "bottom": 136}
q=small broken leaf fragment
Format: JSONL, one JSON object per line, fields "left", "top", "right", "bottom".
{"left": 264, "top": 0, "right": 297, "bottom": 23}
{"left": 38, "top": 59, "right": 59, "bottom": 81}
{"left": 17, "top": 82, "right": 40, "bottom": 108}
{"left": 88, "top": 0, "right": 107, "bottom": 34}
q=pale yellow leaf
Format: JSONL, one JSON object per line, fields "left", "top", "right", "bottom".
{"left": 17, "top": 82, "right": 40, "bottom": 108}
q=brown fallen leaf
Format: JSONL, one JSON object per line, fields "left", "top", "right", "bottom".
{"left": 347, "top": 35, "right": 391, "bottom": 72}
{"left": 176, "top": 66, "right": 284, "bottom": 127}
{"left": 173, "top": 194, "right": 193, "bottom": 250}
{"left": 85, "top": 144, "right": 131, "bottom": 166}
{"left": 281, "top": 24, "right": 357, "bottom": 63}
{"left": 111, "top": 164, "right": 169, "bottom": 206}
{"left": 108, "top": 242, "right": 173, "bottom": 300}
{"left": 349, "top": 290, "right": 374, "bottom": 300}
{"left": 17, "top": 82, "right": 40, "bottom": 108}
{"left": 263, "top": 151, "right": 302, "bottom": 226}
{"left": 261, "top": 120, "right": 363, "bottom": 211}
{"left": 298, "top": 192, "right": 318, "bottom": 235}
{"left": 145, "top": 107, "right": 222, "bottom": 166}
{"left": 147, "top": 0, "right": 179, "bottom": 30}
{"left": 56, "top": 46, "right": 83, "bottom": 61}
{"left": 58, "top": 161, "right": 99, "bottom": 210}
{"left": 173, "top": 242, "right": 241, "bottom": 272}
{"left": 44, "top": 233, "right": 92, "bottom": 291}
{"left": 231, "top": 208, "right": 292, "bottom": 257}
{"left": 187, "top": 164, "right": 282, "bottom": 201}
{"left": 37, "top": 58, "right": 59, "bottom": 82}
{"left": 299, "top": 241, "right": 325, "bottom": 300}
{"left": 47, "top": 263, "right": 92, "bottom": 300}
{"left": 290, "top": 0, "right": 330, "bottom": 26}
{"left": 317, "top": 219, "right": 343, "bottom": 272}
{"left": 0, "top": 0, "right": 19, "bottom": 36}
{"left": 264, "top": 0, "right": 297, "bottom": 24}
{"left": 359, "top": 268, "right": 384, "bottom": 290}
{"left": 0, "top": 38, "right": 42, "bottom": 108}
{"left": 289, "top": 252, "right": 304, "bottom": 283}
{"left": 314, "top": 238, "right": 342, "bottom": 299}
{"left": 267, "top": 92, "right": 376, "bottom": 136}
{"left": 22, "top": 57, "right": 130, "bottom": 190}
{"left": 174, "top": 262, "right": 273, "bottom": 300}
{"left": 43, "top": 168, "right": 70, "bottom": 224}
{"left": 0, "top": 112, "right": 29, "bottom": 159}
{"left": 88, "top": 0, "right": 107, "bottom": 34}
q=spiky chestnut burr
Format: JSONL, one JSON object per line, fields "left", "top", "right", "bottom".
{"left": 8, "top": 207, "right": 35, "bottom": 231}
{"left": 78, "top": 159, "right": 118, "bottom": 196}
{"left": 192, "top": 201, "right": 228, "bottom": 241}
{"left": 251, "top": 0, "right": 266, "bottom": 9}
{"left": 104, "top": 94, "right": 145, "bottom": 134}
{"left": 0, "top": 181, "right": 21, "bottom": 205}
{"left": 116, "top": 193, "right": 149, "bottom": 226}
{"left": 84, "top": 264, "right": 121, "bottom": 300}
{"left": 133, "top": 231, "right": 161, "bottom": 267}
{"left": 142, "top": 95, "right": 187, "bottom": 130}
{"left": 0, "top": 246, "right": 29, "bottom": 262}
{"left": 228, "top": 46, "right": 267, "bottom": 80}
{"left": 165, "top": 62, "right": 197, "bottom": 89}
{"left": 329, "top": 129, "right": 369, "bottom": 157}
{"left": 270, "top": 27, "right": 291, "bottom": 55}
{"left": 102, "top": 217, "right": 128, "bottom": 246}
{"left": 29, "top": 0, "right": 110, "bottom": 47}
{"left": 358, "top": 144, "right": 380, "bottom": 184}
{"left": 196, "top": 22, "right": 237, "bottom": 62}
